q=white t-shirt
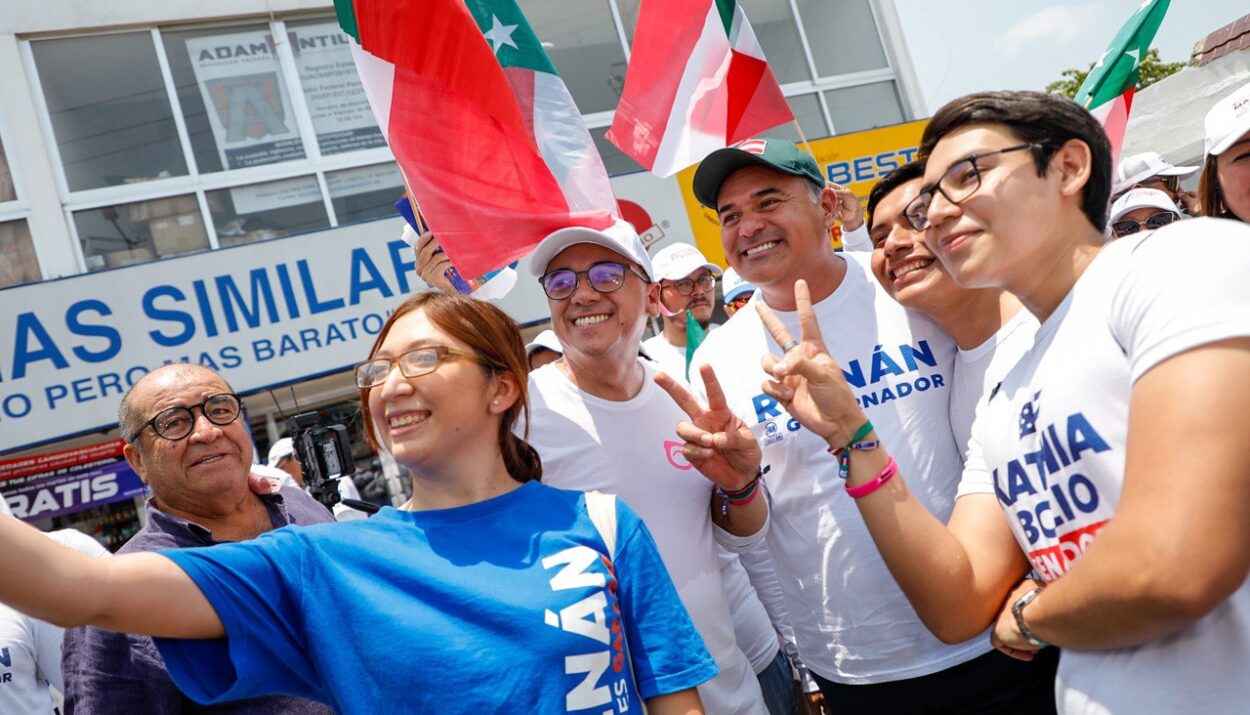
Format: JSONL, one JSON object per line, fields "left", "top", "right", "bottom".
{"left": 691, "top": 251, "right": 989, "bottom": 684}
{"left": 719, "top": 548, "right": 781, "bottom": 674}
{"left": 957, "top": 219, "right": 1250, "bottom": 714}
{"left": 642, "top": 333, "right": 690, "bottom": 381}
{"left": 839, "top": 222, "right": 873, "bottom": 252}
{"left": 527, "top": 362, "right": 768, "bottom": 715}
{"left": 0, "top": 529, "right": 109, "bottom": 714}
{"left": 950, "top": 309, "right": 1039, "bottom": 462}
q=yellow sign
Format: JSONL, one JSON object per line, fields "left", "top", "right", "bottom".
{"left": 675, "top": 119, "right": 929, "bottom": 266}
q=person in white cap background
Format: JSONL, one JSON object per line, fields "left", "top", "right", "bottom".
{"left": 1107, "top": 188, "right": 1182, "bottom": 239}
{"left": 643, "top": 243, "right": 723, "bottom": 381}
{"left": 524, "top": 329, "right": 562, "bottom": 370}
{"left": 1112, "top": 150, "right": 1199, "bottom": 215}
{"left": 720, "top": 267, "right": 756, "bottom": 317}
{"left": 267, "top": 437, "right": 366, "bottom": 522}
{"left": 415, "top": 220, "right": 772, "bottom": 713}
{"left": 0, "top": 497, "right": 109, "bottom": 715}
{"left": 1200, "top": 80, "right": 1250, "bottom": 223}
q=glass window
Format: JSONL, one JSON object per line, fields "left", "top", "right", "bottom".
{"left": 526, "top": 0, "right": 628, "bottom": 114}
{"left": 287, "top": 18, "right": 387, "bottom": 156}
{"left": 767, "top": 93, "right": 828, "bottom": 144}
{"left": 824, "top": 81, "right": 904, "bottom": 134}
{"left": 592, "top": 126, "right": 644, "bottom": 176}
{"left": 795, "top": 0, "right": 889, "bottom": 77}
{"left": 208, "top": 175, "right": 329, "bottom": 247}
{"left": 74, "top": 195, "right": 209, "bottom": 271}
{"left": 617, "top": 0, "right": 809, "bottom": 83}
{"left": 327, "top": 163, "right": 405, "bottom": 224}
{"left": 0, "top": 220, "right": 40, "bottom": 288}
{"left": 32, "top": 33, "right": 188, "bottom": 192}
{"left": 0, "top": 133, "right": 15, "bottom": 203}
{"left": 162, "top": 24, "right": 307, "bottom": 174}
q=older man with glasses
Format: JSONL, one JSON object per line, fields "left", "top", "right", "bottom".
{"left": 61, "top": 363, "right": 333, "bottom": 715}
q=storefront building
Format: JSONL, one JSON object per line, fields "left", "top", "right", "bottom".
{"left": 0, "top": 0, "right": 924, "bottom": 544}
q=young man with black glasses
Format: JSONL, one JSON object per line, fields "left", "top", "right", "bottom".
{"left": 642, "top": 243, "right": 722, "bottom": 380}
{"left": 61, "top": 364, "right": 333, "bottom": 715}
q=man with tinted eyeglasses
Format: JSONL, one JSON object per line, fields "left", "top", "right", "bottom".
{"left": 522, "top": 220, "right": 772, "bottom": 714}
{"left": 1112, "top": 150, "right": 1199, "bottom": 215}
{"left": 1107, "top": 187, "right": 1182, "bottom": 239}
{"left": 62, "top": 363, "right": 333, "bottom": 715}
{"left": 642, "top": 243, "right": 722, "bottom": 380}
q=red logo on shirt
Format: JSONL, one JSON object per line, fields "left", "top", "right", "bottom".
{"left": 1028, "top": 519, "right": 1109, "bottom": 583}
{"left": 664, "top": 440, "right": 692, "bottom": 470}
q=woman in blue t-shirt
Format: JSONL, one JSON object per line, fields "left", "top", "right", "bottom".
{"left": 0, "top": 291, "right": 716, "bottom": 714}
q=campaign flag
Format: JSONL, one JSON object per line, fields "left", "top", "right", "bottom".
{"left": 334, "top": 0, "right": 618, "bottom": 279}
{"left": 606, "top": 0, "right": 793, "bottom": 177}
{"left": 1074, "top": 0, "right": 1170, "bottom": 163}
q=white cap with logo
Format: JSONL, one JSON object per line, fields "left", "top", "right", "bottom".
{"left": 720, "top": 267, "right": 755, "bottom": 303}
{"left": 1205, "top": 80, "right": 1250, "bottom": 157}
{"left": 1113, "top": 151, "right": 1198, "bottom": 194}
{"left": 650, "top": 243, "right": 722, "bottom": 282}
{"left": 528, "top": 219, "right": 654, "bottom": 280}
{"left": 1108, "top": 188, "right": 1180, "bottom": 225}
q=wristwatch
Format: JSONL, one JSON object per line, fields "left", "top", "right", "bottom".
{"left": 1011, "top": 585, "right": 1052, "bottom": 649}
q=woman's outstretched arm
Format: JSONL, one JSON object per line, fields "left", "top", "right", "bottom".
{"left": 0, "top": 515, "right": 222, "bottom": 638}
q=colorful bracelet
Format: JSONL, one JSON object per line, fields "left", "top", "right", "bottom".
{"left": 845, "top": 456, "right": 897, "bottom": 499}
{"left": 718, "top": 471, "right": 762, "bottom": 517}
{"left": 828, "top": 420, "right": 878, "bottom": 480}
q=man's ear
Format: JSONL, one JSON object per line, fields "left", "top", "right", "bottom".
{"left": 645, "top": 281, "right": 662, "bottom": 319}
{"left": 122, "top": 442, "right": 149, "bottom": 485}
{"left": 819, "top": 186, "right": 839, "bottom": 231}
{"left": 1051, "top": 138, "right": 1094, "bottom": 203}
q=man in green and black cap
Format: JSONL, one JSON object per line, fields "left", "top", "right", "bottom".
{"left": 675, "top": 138, "right": 1058, "bottom": 713}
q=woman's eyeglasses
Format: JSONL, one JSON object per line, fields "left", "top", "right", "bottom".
{"left": 355, "top": 346, "right": 485, "bottom": 388}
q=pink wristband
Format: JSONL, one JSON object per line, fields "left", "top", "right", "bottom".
{"left": 845, "top": 457, "right": 898, "bottom": 499}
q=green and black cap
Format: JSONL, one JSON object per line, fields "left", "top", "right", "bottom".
{"left": 692, "top": 138, "right": 825, "bottom": 209}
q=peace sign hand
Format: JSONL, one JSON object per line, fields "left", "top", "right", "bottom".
{"left": 655, "top": 364, "right": 762, "bottom": 492}
{"left": 756, "top": 279, "right": 868, "bottom": 449}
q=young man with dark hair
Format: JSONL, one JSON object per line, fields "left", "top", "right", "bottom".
{"left": 759, "top": 89, "right": 1250, "bottom": 714}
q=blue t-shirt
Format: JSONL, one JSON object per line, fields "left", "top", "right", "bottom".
{"left": 154, "top": 481, "right": 717, "bottom": 714}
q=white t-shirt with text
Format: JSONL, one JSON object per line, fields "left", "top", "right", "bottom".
{"left": 958, "top": 219, "right": 1250, "bottom": 714}
{"left": 691, "top": 251, "right": 988, "bottom": 684}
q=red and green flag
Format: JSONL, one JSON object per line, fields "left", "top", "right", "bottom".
{"left": 607, "top": 0, "right": 794, "bottom": 177}
{"left": 1075, "top": 0, "right": 1171, "bottom": 164}
{"left": 335, "top": 0, "right": 618, "bottom": 279}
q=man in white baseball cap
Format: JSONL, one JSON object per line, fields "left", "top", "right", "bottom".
{"left": 1199, "top": 80, "right": 1250, "bottom": 223}
{"left": 525, "top": 219, "right": 771, "bottom": 714}
{"left": 1107, "top": 187, "right": 1182, "bottom": 239}
{"left": 720, "top": 267, "right": 756, "bottom": 317}
{"left": 1112, "top": 151, "right": 1199, "bottom": 214}
{"left": 266, "top": 437, "right": 365, "bottom": 521}
{"left": 523, "top": 329, "right": 562, "bottom": 370}
{"left": 642, "top": 243, "right": 723, "bottom": 380}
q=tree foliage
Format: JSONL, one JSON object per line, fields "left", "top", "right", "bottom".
{"left": 1046, "top": 48, "right": 1186, "bottom": 99}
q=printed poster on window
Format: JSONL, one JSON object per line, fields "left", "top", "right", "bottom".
{"left": 290, "top": 21, "right": 386, "bottom": 155}
{"left": 186, "top": 30, "right": 305, "bottom": 170}
{"left": 0, "top": 440, "right": 147, "bottom": 521}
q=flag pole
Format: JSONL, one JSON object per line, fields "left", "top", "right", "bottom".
{"left": 791, "top": 119, "right": 816, "bottom": 160}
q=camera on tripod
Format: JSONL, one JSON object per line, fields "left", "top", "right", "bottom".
{"left": 286, "top": 411, "right": 355, "bottom": 510}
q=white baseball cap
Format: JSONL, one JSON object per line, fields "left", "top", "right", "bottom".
{"left": 1108, "top": 188, "right": 1180, "bottom": 225}
{"left": 651, "top": 243, "right": 722, "bottom": 282}
{"left": 720, "top": 267, "right": 756, "bottom": 303}
{"left": 528, "top": 219, "right": 654, "bottom": 280}
{"left": 525, "top": 329, "right": 562, "bottom": 357}
{"left": 267, "top": 437, "right": 296, "bottom": 465}
{"left": 1205, "top": 80, "right": 1250, "bottom": 157}
{"left": 1113, "top": 151, "right": 1198, "bottom": 194}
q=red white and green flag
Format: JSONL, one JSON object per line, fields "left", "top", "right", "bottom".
{"left": 1075, "top": 0, "right": 1170, "bottom": 164}
{"left": 334, "top": 0, "right": 617, "bottom": 279}
{"left": 607, "top": 0, "right": 793, "bottom": 177}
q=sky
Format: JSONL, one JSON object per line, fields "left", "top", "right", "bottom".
{"left": 891, "top": 0, "right": 1249, "bottom": 114}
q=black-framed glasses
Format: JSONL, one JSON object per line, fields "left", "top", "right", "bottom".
{"left": 134, "top": 393, "right": 241, "bottom": 442}
{"left": 904, "top": 144, "right": 1039, "bottom": 231}
{"left": 539, "top": 261, "right": 649, "bottom": 301}
{"left": 1111, "top": 211, "right": 1177, "bottom": 238}
{"left": 355, "top": 345, "right": 486, "bottom": 389}
{"left": 1134, "top": 175, "right": 1180, "bottom": 194}
{"left": 663, "top": 271, "right": 716, "bottom": 296}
